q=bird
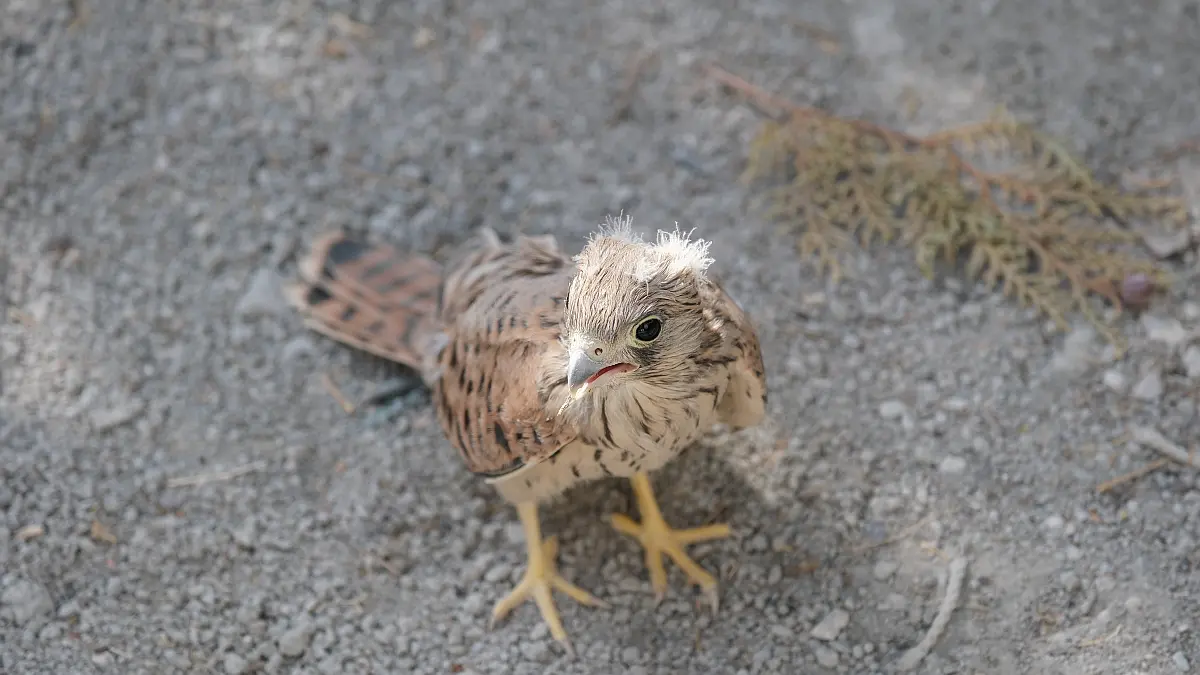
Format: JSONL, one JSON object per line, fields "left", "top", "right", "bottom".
{"left": 285, "top": 215, "right": 768, "bottom": 656}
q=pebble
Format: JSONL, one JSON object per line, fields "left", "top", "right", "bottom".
{"left": 879, "top": 400, "right": 907, "bottom": 420}
{"left": 938, "top": 456, "right": 968, "bottom": 474}
{"left": 89, "top": 399, "right": 147, "bottom": 432}
{"left": 235, "top": 268, "right": 286, "bottom": 318}
{"left": 1141, "top": 314, "right": 1189, "bottom": 347}
{"left": 278, "top": 621, "right": 314, "bottom": 658}
{"left": 1102, "top": 369, "right": 1127, "bottom": 393}
{"left": 872, "top": 561, "right": 898, "bottom": 581}
{"left": 1131, "top": 370, "right": 1164, "bottom": 402}
{"left": 810, "top": 609, "right": 850, "bottom": 641}
{"left": 1183, "top": 346, "right": 1200, "bottom": 379}
{"left": 813, "top": 645, "right": 840, "bottom": 668}
{"left": 1142, "top": 230, "right": 1193, "bottom": 259}
{"left": 1043, "top": 514, "right": 1065, "bottom": 530}
{"left": 1, "top": 579, "right": 54, "bottom": 626}
{"left": 223, "top": 653, "right": 249, "bottom": 675}
{"left": 1173, "top": 651, "right": 1191, "bottom": 672}
{"left": 280, "top": 336, "right": 316, "bottom": 361}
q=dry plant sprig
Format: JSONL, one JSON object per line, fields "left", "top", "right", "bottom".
{"left": 705, "top": 64, "right": 1191, "bottom": 352}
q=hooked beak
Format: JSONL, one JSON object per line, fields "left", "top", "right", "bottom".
{"left": 566, "top": 348, "right": 634, "bottom": 399}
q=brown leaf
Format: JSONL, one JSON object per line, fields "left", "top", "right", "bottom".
{"left": 90, "top": 519, "right": 117, "bottom": 545}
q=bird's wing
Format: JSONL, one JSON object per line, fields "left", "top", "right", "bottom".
{"left": 702, "top": 273, "right": 768, "bottom": 430}
{"left": 431, "top": 232, "right": 581, "bottom": 478}
{"left": 285, "top": 231, "right": 444, "bottom": 378}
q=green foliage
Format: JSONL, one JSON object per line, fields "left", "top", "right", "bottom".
{"left": 740, "top": 105, "right": 1189, "bottom": 352}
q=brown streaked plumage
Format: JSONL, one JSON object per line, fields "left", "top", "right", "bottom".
{"left": 286, "top": 215, "right": 768, "bottom": 657}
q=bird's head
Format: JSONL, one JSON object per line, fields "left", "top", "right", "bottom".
{"left": 559, "top": 215, "right": 715, "bottom": 402}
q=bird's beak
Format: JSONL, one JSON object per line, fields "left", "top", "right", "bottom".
{"left": 566, "top": 348, "right": 606, "bottom": 399}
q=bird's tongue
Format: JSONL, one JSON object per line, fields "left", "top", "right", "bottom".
{"left": 587, "top": 362, "right": 634, "bottom": 385}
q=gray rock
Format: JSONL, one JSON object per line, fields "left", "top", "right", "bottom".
{"left": 1131, "top": 370, "right": 1165, "bottom": 402}
{"left": 1142, "top": 230, "right": 1192, "bottom": 259}
{"left": 1141, "top": 314, "right": 1189, "bottom": 347}
{"left": 1183, "top": 346, "right": 1200, "bottom": 379}
{"left": 872, "top": 561, "right": 898, "bottom": 581}
{"left": 810, "top": 609, "right": 850, "bottom": 641}
{"left": 278, "top": 621, "right": 314, "bottom": 658}
{"left": 223, "top": 653, "right": 249, "bottom": 675}
{"left": 1, "top": 580, "right": 54, "bottom": 626}
{"left": 939, "top": 456, "right": 968, "bottom": 474}
{"left": 236, "top": 269, "right": 286, "bottom": 318}
{"left": 1102, "top": 369, "right": 1128, "bottom": 393}
{"left": 879, "top": 400, "right": 907, "bottom": 420}
{"left": 813, "top": 645, "right": 840, "bottom": 668}
{"left": 1173, "top": 651, "right": 1191, "bottom": 672}
{"left": 89, "top": 399, "right": 146, "bottom": 433}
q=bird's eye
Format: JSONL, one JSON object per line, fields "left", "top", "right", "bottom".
{"left": 632, "top": 316, "right": 662, "bottom": 344}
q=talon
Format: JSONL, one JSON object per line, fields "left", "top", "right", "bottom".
{"left": 611, "top": 473, "right": 732, "bottom": 610}
{"left": 490, "top": 503, "right": 606, "bottom": 657}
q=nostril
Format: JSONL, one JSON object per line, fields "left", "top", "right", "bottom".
{"left": 592, "top": 347, "right": 604, "bottom": 358}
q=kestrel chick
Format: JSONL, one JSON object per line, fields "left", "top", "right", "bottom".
{"left": 287, "top": 215, "right": 767, "bottom": 657}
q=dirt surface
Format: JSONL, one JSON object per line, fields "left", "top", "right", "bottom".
{"left": 3, "top": 1, "right": 1199, "bottom": 674}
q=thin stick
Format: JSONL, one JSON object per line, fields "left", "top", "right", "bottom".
{"left": 321, "top": 372, "right": 356, "bottom": 414}
{"left": 1095, "top": 457, "right": 1172, "bottom": 494}
{"left": 166, "top": 461, "right": 266, "bottom": 488}
{"left": 895, "top": 556, "right": 969, "bottom": 671}
{"left": 1129, "top": 426, "right": 1197, "bottom": 467}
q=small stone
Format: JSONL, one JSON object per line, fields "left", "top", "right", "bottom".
{"left": 235, "top": 269, "right": 285, "bottom": 318}
{"left": 810, "top": 609, "right": 850, "bottom": 641}
{"left": 940, "top": 397, "right": 969, "bottom": 412}
{"left": 231, "top": 519, "right": 257, "bottom": 549}
{"left": 412, "top": 26, "right": 435, "bottom": 49}
{"left": 1, "top": 579, "right": 54, "bottom": 626}
{"left": 872, "top": 561, "right": 898, "bottom": 581}
{"left": 746, "top": 533, "right": 769, "bottom": 553}
{"left": 1131, "top": 370, "right": 1164, "bottom": 402}
{"left": 280, "top": 336, "right": 316, "bottom": 361}
{"left": 519, "top": 640, "right": 548, "bottom": 661}
{"left": 1102, "top": 369, "right": 1127, "bottom": 393}
{"left": 621, "top": 646, "right": 640, "bottom": 664}
{"left": 879, "top": 400, "right": 906, "bottom": 420}
{"left": 278, "top": 621, "right": 313, "bottom": 658}
{"left": 938, "top": 456, "right": 967, "bottom": 474}
{"left": 1142, "top": 230, "right": 1192, "bottom": 259}
{"left": 1183, "top": 346, "right": 1200, "bottom": 379}
{"left": 224, "top": 653, "right": 249, "bottom": 675}
{"left": 1172, "top": 651, "right": 1190, "bottom": 672}
{"left": 1043, "top": 514, "right": 1065, "bottom": 530}
{"left": 1096, "top": 576, "right": 1117, "bottom": 593}
{"left": 813, "top": 645, "right": 840, "bottom": 668}
{"left": 89, "top": 399, "right": 146, "bottom": 432}
{"left": 1183, "top": 303, "right": 1200, "bottom": 321}
{"left": 1141, "top": 314, "right": 1189, "bottom": 347}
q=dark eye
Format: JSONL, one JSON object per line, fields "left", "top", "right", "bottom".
{"left": 633, "top": 317, "right": 662, "bottom": 343}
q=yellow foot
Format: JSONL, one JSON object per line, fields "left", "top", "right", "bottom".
{"left": 610, "top": 473, "right": 732, "bottom": 613}
{"left": 488, "top": 505, "right": 608, "bottom": 658}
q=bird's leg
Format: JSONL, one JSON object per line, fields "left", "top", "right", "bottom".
{"left": 610, "top": 472, "right": 731, "bottom": 613}
{"left": 488, "top": 501, "right": 608, "bottom": 658}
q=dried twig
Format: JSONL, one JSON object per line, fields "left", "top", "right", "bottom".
{"left": 1129, "top": 426, "right": 1197, "bottom": 467}
{"left": 1095, "top": 457, "right": 1172, "bottom": 494}
{"left": 321, "top": 372, "right": 356, "bottom": 414}
{"left": 895, "top": 556, "right": 969, "bottom": 671}
{"left": 1079, "top": 623, "right": 1123, "bottom": 647}
{"left": 166, "top": 461, "right": 267, "bottom": 488}
{"left": 14, "top": 524, "right": 45, "bottom": 541}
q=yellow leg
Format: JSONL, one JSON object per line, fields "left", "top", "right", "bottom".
{"left": 610, "top": 472, "right": 731, "bottom": 613}
{"left": 489, "top": 502, "right": 608, "bottom": 658}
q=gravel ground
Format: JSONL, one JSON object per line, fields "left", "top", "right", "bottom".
{"left": 3, "top": 1, "right": 1200, "bottom": 674}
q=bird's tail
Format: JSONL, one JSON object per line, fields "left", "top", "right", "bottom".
{"left": 285, "top": 230, "right": 445, "bottom": 377}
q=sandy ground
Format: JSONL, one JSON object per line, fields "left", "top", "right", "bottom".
{"left": 3, "top": 1, "right": 1200, "bottom": 674}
